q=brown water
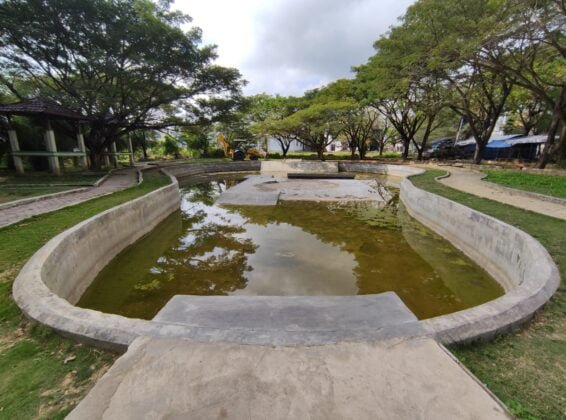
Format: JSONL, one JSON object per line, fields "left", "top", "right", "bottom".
{"left": 78, "top": 174, "right": 504, "bottom": 320}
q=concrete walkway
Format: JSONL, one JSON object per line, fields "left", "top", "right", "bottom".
{"left": 0, "top": 168, "right": 139, "bottom": 229}
{"left": 436, "top": 166, "right": 566, "bottom": 221}
{"left": 69, "top": 337, "right": 509, "bottom": 419}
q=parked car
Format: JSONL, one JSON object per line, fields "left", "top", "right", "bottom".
{"left": 423, "top": 139, "right": 455, "bottom": 159}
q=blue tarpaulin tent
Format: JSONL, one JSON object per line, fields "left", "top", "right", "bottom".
{"left": 455, "top": 135, "right": 547, "bottom": 160}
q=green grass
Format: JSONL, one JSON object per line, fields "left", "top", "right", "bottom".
{"left": 0, "top": 172, "right": 106, "bottom": 186}
{"left": 483, "top": 170, "right": 566, "bottom": 199}
{"left": 0, "top": 172, "right": 170, "bottom": 419}
{"left": 411, "top": 170, "right": 565, "bottom": 419}
{"left": 0, "top": 187, "right": 76, "bottom": 204}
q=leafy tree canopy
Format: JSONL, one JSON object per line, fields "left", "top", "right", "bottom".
{"left": 0, "top": 0, "right": 244, "bottom": 166}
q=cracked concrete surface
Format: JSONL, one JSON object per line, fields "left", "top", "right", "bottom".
{"left": 215, "top": 175, "right": 390, "bottom": 206}
{"left": 68, "top": 336, "right": 510, "bottom": 419}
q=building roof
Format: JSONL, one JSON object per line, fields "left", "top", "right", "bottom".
{"left": 506, "top": 135, "right": 548, "bottom": 146}
{"left": 456, "top": 134, "right": 525, "bottom": 147}
{"left": 485, "top": 140, "right": 510, "bottom": 149}
{"left": 0, "top": 98, "right": 91, "bottom": 121}
{"left": 485, "top": 135, "right": 549, "bottom": 149}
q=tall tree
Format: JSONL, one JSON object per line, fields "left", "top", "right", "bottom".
{"left": 372, "top": 118, "right": 396, "bottom": 157}
{"left": 394, "top": 0, "right": 514, "bottom": 164}
{"left": 249, "top": 95, "right": 305, "bottom": 158}
{"left": 477, "top": 0, "right": 565, "bottom": 167}
{"left": 286, "top": 101, "right": 350, "bottom": 160}
{"left": 356, "top": 18, "right": 445, "bottom": 160}
{"left": 0, "top": 0, "right": 243, "bottom": 168}
{"left": 317, "top": 79, "right": 380, "bottom": 160}
{"left": 505, "top": 87, "right": 549, "bottom": 135}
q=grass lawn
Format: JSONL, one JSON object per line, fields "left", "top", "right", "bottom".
{"left": 483, "top": 170, "right": 566, "bottom": 199}
{"left": 0, "top": 172, "right": 170, "bottom": 419}
{"left": 0, "top": 187, "right": 77, "bottom": 205}
{"left": 411, "top": 170, "right": 565, "bottom": 419}
{"left": 0, "top": 172, "right": 106, "bottom": 186}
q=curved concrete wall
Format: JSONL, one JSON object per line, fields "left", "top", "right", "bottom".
{"left": 338, "top": 161, "right": 421, "bottom": 178}
{"left": 401, "top": 177, "right": 559, "bottom": 343}
{"left": 342, "top": 162, "right": 559, "bottom": 343}
{"left": 12, "top": 161, "right": 560, "bottom": 350}
{"left": 162, "top": 161, "right": 260, "bottom": 179}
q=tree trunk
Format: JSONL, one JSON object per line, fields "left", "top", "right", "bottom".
{"left": 90, "top": 151, "right": 103, "bottom": 170}
{"left": 357, "top": 144, "right": 366, "bottom": 160}
{"left": 473, "top": 141, "right": 486, "bottom": 164}
{"left": 401, "top": 139, "right": 410, "bottom": 159}
{"left": 350, "top": 147, "right": 357, "bottom": 160}
{"left": 379, "top": 143, "right": 385, "bottom": 156}
{"left": 141, "top": 142, "right": 148, "bottom": 160}
{"left": 537, "top": 103, "right": 563, "bottom": 169}
{"left": 277, "top": 138, "right": 291, "bottom": 159}
{"left": 317, "top": 148, "right": 325, "bottom": 161}
{"left": 558, "top": 125, "right": 566, "bottom": 167}
{"left": 416, "top": 147, "right": 423, "bottom": 161}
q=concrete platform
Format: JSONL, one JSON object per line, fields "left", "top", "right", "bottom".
{"left": 261, "top": 159, "right": 339, "bottom": 173}
{"left": 152, "top": 293, "right": 422, "bottom": 345}
{"left": 215, "top": 190, "right": 280, "bottom": 206}
{"left": 68, "top": 337, "right": 510, "bottom": 419}
{"left": 215, "top": 175, "right": 388, "bottom": 206}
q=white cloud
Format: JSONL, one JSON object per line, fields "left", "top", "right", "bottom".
{"left": 174, "top": 0, "right": 415, "bottom": 95}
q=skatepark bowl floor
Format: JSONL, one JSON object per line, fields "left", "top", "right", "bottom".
{"left": 78, "top": 173, "right": 503, "bottom": 320}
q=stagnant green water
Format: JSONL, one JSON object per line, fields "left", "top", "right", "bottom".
{"left": 78, "top": 174, "right": 504, "bottom": 320}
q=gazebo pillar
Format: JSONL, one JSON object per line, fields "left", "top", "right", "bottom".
{"left": 8, "top": 129, "right": 25, "bottom": 175}
{"left": 103, "top": 148, "right": 111, "bottom": 168}
{"left": 44, "top": 121, "right": 61, "bottom": 175}
{"left": 127, "top": 135, "right": 135, "bottom": 166}
{"left": 76, "top": 132, "right": 88, "bottom": 168}
{"left": 110, "top": 142, "right": 118, "bottom": 168}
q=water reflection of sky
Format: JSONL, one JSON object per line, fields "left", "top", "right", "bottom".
{"left": 179, "top": 180, "right": 358, "bottom": 296}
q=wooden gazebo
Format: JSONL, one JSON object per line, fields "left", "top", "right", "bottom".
{"left": 0, "top": 98, "right": 134, "bottom": 175}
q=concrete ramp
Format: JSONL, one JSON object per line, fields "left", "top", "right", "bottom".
{"left": 69, "top": 337, "right": 510, "bottom": 419}
{"left": 215, "top": 190, "right": 280, "bottom": 206}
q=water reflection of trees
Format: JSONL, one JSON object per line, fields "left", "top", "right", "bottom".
{"left": 141, "top": 223, "right": 257, "bottom": 296}
{"left": 132, "top": 178, "right": 259, "bottom": 297}
{"left": 181, "top": 175, "right": 245, "bottom": 206}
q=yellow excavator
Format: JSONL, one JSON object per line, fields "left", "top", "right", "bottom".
{"left": 216, "top": 133, "right": 263, "bottom": 161}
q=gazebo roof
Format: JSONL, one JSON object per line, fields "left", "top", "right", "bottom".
{"left": 0, "top": 98, "right": 91, "bottom": 121}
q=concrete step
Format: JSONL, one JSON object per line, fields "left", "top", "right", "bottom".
{"left": 152, "top": 293, "right": 422, "bottom": 345}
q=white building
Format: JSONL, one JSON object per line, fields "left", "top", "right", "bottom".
{"left": 267, "top": 138, "right": 305, "bottom": 154}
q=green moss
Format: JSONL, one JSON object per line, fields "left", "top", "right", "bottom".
{"left": 411, "top": 170, "right": 566, "bottom": 420}
{"left": 0, "top": 172, "right": 170, "bottom": 419}
{"left": 483, "top": 170, "right": 566, "bottom": 199}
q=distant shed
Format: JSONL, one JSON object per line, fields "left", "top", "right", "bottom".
{"left": 454, "top": 134, "right": 547, "bottom": 161}
{"left": 484, "top": 135, "right": 547, "bottom": 161}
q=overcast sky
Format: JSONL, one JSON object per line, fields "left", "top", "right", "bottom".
{"left": 173, "top": 0, "right": 415, "bottom": 96}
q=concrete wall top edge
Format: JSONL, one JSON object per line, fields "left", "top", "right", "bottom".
{"left": 11, "top": 161, "right": 559, "bottom": 348}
